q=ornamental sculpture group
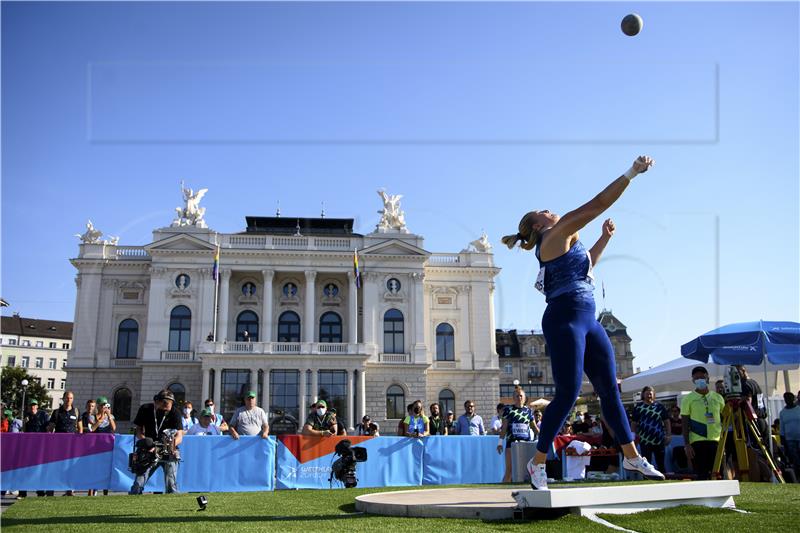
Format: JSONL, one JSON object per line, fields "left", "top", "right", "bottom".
{"left": 172, "top": 181, "right": 208, "bottom": 228}
{"left": 376, "top": 189, "right": 408, "bottom": 233}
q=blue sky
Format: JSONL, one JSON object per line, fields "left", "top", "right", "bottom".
{"left": 2, "top": 1, "right": 798, "bottom": 371}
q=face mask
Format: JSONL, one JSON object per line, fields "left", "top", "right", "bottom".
{"left": 317, "top": 408, "right": 326, "bottom": 417}
{"left": 206, "top": 406, "right": 214, "bottom": 413}
{"left": 183, "top": 408, "right": 191, "bottom": 416}
{"left": 694, "top": 379, "right": 708, "bottom": 389}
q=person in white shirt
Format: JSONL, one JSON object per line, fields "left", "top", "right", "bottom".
{"left": 181, "top": 401, "right": 199, "bottom": 432}
{"left": 489, "top": 403, "right": 505, "bottom": 435}
{"left": 187, "top": 409, "right": 221, "bottom": 436}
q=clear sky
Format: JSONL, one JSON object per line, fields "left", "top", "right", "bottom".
{"left": 2, "top": 1, "right": 798, "bottom": 371}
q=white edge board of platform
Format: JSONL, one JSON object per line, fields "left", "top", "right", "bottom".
{"left": 575, "top": 495, "right": 737, "bottom": 516}
{"left": 514, "top": 480, "right": 740, "bottom": 509}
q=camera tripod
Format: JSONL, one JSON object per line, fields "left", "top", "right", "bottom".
{"left": 711, "top": 397, "right": 784, "bottom": 483}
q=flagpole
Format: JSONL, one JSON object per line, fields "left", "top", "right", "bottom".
{"left": 212, "top": 240, "right": 220, "bottom": 342}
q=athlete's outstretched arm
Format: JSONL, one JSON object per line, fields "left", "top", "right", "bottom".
{"left": 588, "top": 219, "right": 615, "bottom": 266}
{"left": 549, "top": 156, "right": 653, "bottom": 241}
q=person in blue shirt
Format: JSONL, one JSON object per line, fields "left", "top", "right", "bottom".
{"left": 502, "top": 155, "right": 664, "bottom": 489}
{"left": 454, "top": 400, "right": 485, "bottom": 435}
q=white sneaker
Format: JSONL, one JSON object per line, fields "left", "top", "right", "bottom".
{"left": 527, "top": 459, "right": 548, "bottom": 490}
{"left": 622, "top": 456, "right": 665, "bottom": 480}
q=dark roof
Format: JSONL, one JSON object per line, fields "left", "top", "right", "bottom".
{"left": 242, "top": 216, "right": 362, "bottom": 237}
{"left": 1, "top": 316, "right": 73, "bottom": 339}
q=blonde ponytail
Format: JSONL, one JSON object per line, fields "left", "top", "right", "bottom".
{"left": 502, "top": 211, "right": 542, "bottom": 251}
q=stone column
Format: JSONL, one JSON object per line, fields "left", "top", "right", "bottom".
{"left": 362, "top": 272, "right": 378, "bottom": 350}
{"left": 218, "top": 270, "right": 232, "bottom": 342}
{"left": 201, "top": 368, "right": 210, "bottom": 403}
{"left": 299, "top": 368, "right": 308, "bottom": 427}
{"left": 347, "top": 271, "right": 358, "bottom": 343}
{"left": 412, "top": 272, "right": 427, "bottom": 362}
{"left": 213, "top": 366, "right": 222, "bottom": 407}
{"left": 262, "top": 367, "right": 271, "bottom": 416}
{"left": 303, "top": 270, "right": 317, "bottom": 343}
{"left": 261, "top": 269, "right": 274, "bottom": 342}
{"left": 357, "top": 369, "right": 366, "bottom": 422}
{"left": 346, "top": 369, "right": 354, "bottom": 430}
{"left": 310, "top": 368, "right": 318, "bottom": 404}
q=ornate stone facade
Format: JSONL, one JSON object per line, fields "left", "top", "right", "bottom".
{"left": 66, "top": 196, "right": 500, "bottom": 433}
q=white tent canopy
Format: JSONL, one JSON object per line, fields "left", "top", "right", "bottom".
{"left": 620, "top": 356, "right": 798, "bottom": 395}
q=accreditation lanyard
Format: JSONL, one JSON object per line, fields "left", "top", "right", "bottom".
{"left": 700, "top": 395, "right": 715, "bottom": 425}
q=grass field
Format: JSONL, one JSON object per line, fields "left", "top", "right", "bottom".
{"left": 2, "top": 482, "right": 799, "bottom": 532}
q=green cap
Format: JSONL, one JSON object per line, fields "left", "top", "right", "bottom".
{"left": 316, "top": 399, "right": 327, "bottom": 408}
{"left": 200, "top": 408, "right": 213, "bottom": 417}
{"left": 96, "top": 396, "right": 109, "bottom": 405}
{"left": 29, "top": 399, "right": 38, "bottom": 405}
{"left": 3, "top": 409, "right": 12, "bottom": 416}
{"left": 246, "top": 391, "right": 257, "bottom": 398}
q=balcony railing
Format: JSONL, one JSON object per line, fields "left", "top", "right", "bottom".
{"left": 207, "top": 342, "right": 367, "bottom": 356}
{"left": 378, "top": 353, "right": 412, "bottom": 364}
{"left": 112, "top": 358, "right": 138, "bottom": 368}
{"left": 222, "top": 235, "right": 354, "bottom": 251}
{"left": 160, "top": 351, "right": 195, "bottom": 361}
{"left": 115, "top": 246, "right": 150, "bottom": 259}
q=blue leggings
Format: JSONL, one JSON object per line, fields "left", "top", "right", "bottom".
{"left": 536, "top": 295, "right": 634, "bottom": 454}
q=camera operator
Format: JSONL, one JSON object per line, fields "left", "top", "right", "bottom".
{"left": 129, "top": 389, "right": 183, "bottom": 494}
{"left": 303, "top": 400, "right": 336, "bottom": 436}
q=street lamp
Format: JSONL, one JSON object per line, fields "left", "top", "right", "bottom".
{"left": 20, "top": 379, "right": 29, "bottom": 425}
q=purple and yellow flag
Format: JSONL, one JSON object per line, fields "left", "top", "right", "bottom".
{"left": 354, "top": 248, "right": 361, "bottom": 289}
{"left": 212, "top": 244, "right": 220, "bottom": 281}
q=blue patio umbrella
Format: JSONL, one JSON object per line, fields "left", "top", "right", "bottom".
{"left": 681, "top": 320, "right": 800, "bottom": 365}
{"left": 681, "top": 320, "right": 800, "bottom": 459}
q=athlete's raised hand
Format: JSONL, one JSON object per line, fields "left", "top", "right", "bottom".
{"left": 602, "top": 219, "right": 616, "bottom": 238}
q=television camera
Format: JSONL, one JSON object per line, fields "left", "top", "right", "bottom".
{"left": 128, "top": 429, "right": 180, "bottom": 475}
{"left": 329, "top": 439, "right": 368, "bottom": 488}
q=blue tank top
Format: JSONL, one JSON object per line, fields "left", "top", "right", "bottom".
{"left": 534, "top": 239, "right": 595, "bottom": 303}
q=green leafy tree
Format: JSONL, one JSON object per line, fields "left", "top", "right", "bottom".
{"left": 1, "top": 366, "right": 52, "bottom": 415}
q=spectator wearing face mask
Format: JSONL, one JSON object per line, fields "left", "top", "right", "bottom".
{"left": 681, "top": 366, "right": 724, "bottom": 480}
{"left": 303, "top": 400, "right": 336, "bottom": 436}
{"left": 202, "top": 398, "right": 228, "bottom": 432}
{"left": 180, "top": 402, "right": 199, "bottom": 432}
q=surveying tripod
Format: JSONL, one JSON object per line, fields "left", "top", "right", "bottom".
{"left": 712, "top": 397, "right": 784, "bottom": 483}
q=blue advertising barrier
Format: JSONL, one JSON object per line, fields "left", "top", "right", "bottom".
{"left": 0, "top": 433, "right": 114, "bottom": 491}
{"left": 276, "top": 435, "right": 424, "bottom": 489}
{"left": 111, "top": 435, "right": 276, "bottom": 492}
{"left": 422, "top": 436, "right": 504, "bottom": 485}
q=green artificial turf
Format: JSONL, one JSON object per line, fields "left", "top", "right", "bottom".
{"left": 2, "top": 482, "right": 798, "bottom": 532}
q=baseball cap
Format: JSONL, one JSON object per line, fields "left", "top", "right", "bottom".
{"left": 316, "top": 399, "right": 327, "bottom": 408}
{"left": 29, "top": 399, "right": 39, "bottom": 405}
{"left": 362, "top": 415, "right": 371, "bottom": 421}
{"left": 96, "top": 396, "right": 109, "bottom": 405}
{"left": 3, "top": 409, "right": 12, "bottom": 416}
{"left": 446, "top": 409, "right": 453, "bottom": 414}
{"left": 200, "top": 408, "right": 213, "bottom": 417}
{"left": 246, "top": 391, "right": 257, "bottom": 398}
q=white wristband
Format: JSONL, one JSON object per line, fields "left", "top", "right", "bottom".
{"left": 623, "top": 166, "right": 638, "bottom": 181}
{"left": 498, "top": 437, "right": 504, "bottom": 446}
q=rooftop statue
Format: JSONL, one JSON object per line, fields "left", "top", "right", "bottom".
{"left": 172, "top": 181, "right": 208, "bottom": 228}
{"left": 376, "top": 189, "right": 407, "bottom": 232}
{"left": 75, "top": 220, "right": 103, "bottom": 244}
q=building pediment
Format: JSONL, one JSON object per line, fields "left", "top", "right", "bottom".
{"left": 145, "top": 234, "right": 217, "bottom": 253}
{"left": 360, "top": 239, "right": 429, "bottom": 257}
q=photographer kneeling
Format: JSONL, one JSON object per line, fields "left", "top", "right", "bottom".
{"left": 129, "top": 389, "right": 183, "bottom": 494}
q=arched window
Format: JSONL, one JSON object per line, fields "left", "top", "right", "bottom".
{"left": 383, "top": 309, "right": 404, "bottom": 354}
{"left": 236, "top": 310, "right": 259, "bottom": 342}
{"left": 113, "top": 387, "right": 132, "bottom": 421}
{"left": 116, "top": 319, "right": 139, "bottom": 358}
{"left": 168, "top": 305, "right": 191, "bottom": 351}
{"left": 319, "top": 312, "right": 342, "bottom": 343}
{"left": 436, "top": 323, "right": 455, "bottom": 361}
{"left": 278, "top": 311, "right": 301, "bottom": 342}
{"left": 438, "top": 389, "right": 455, "bottom": 416}
{"left": 386, "top": 385, "right": 405, "bottom": 420}
{"left": 168, "top": 382, "right": 186, "bottom": 406}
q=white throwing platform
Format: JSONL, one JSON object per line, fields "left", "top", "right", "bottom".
{"left": 513, "top": 480, "right": 740, "bottom": 517}
{"left": 355, "top": 488, "right": 519, "bottom": 520}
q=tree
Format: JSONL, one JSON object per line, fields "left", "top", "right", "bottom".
{"left": 1, "top": 366, "right": 52, "bottom": 414}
